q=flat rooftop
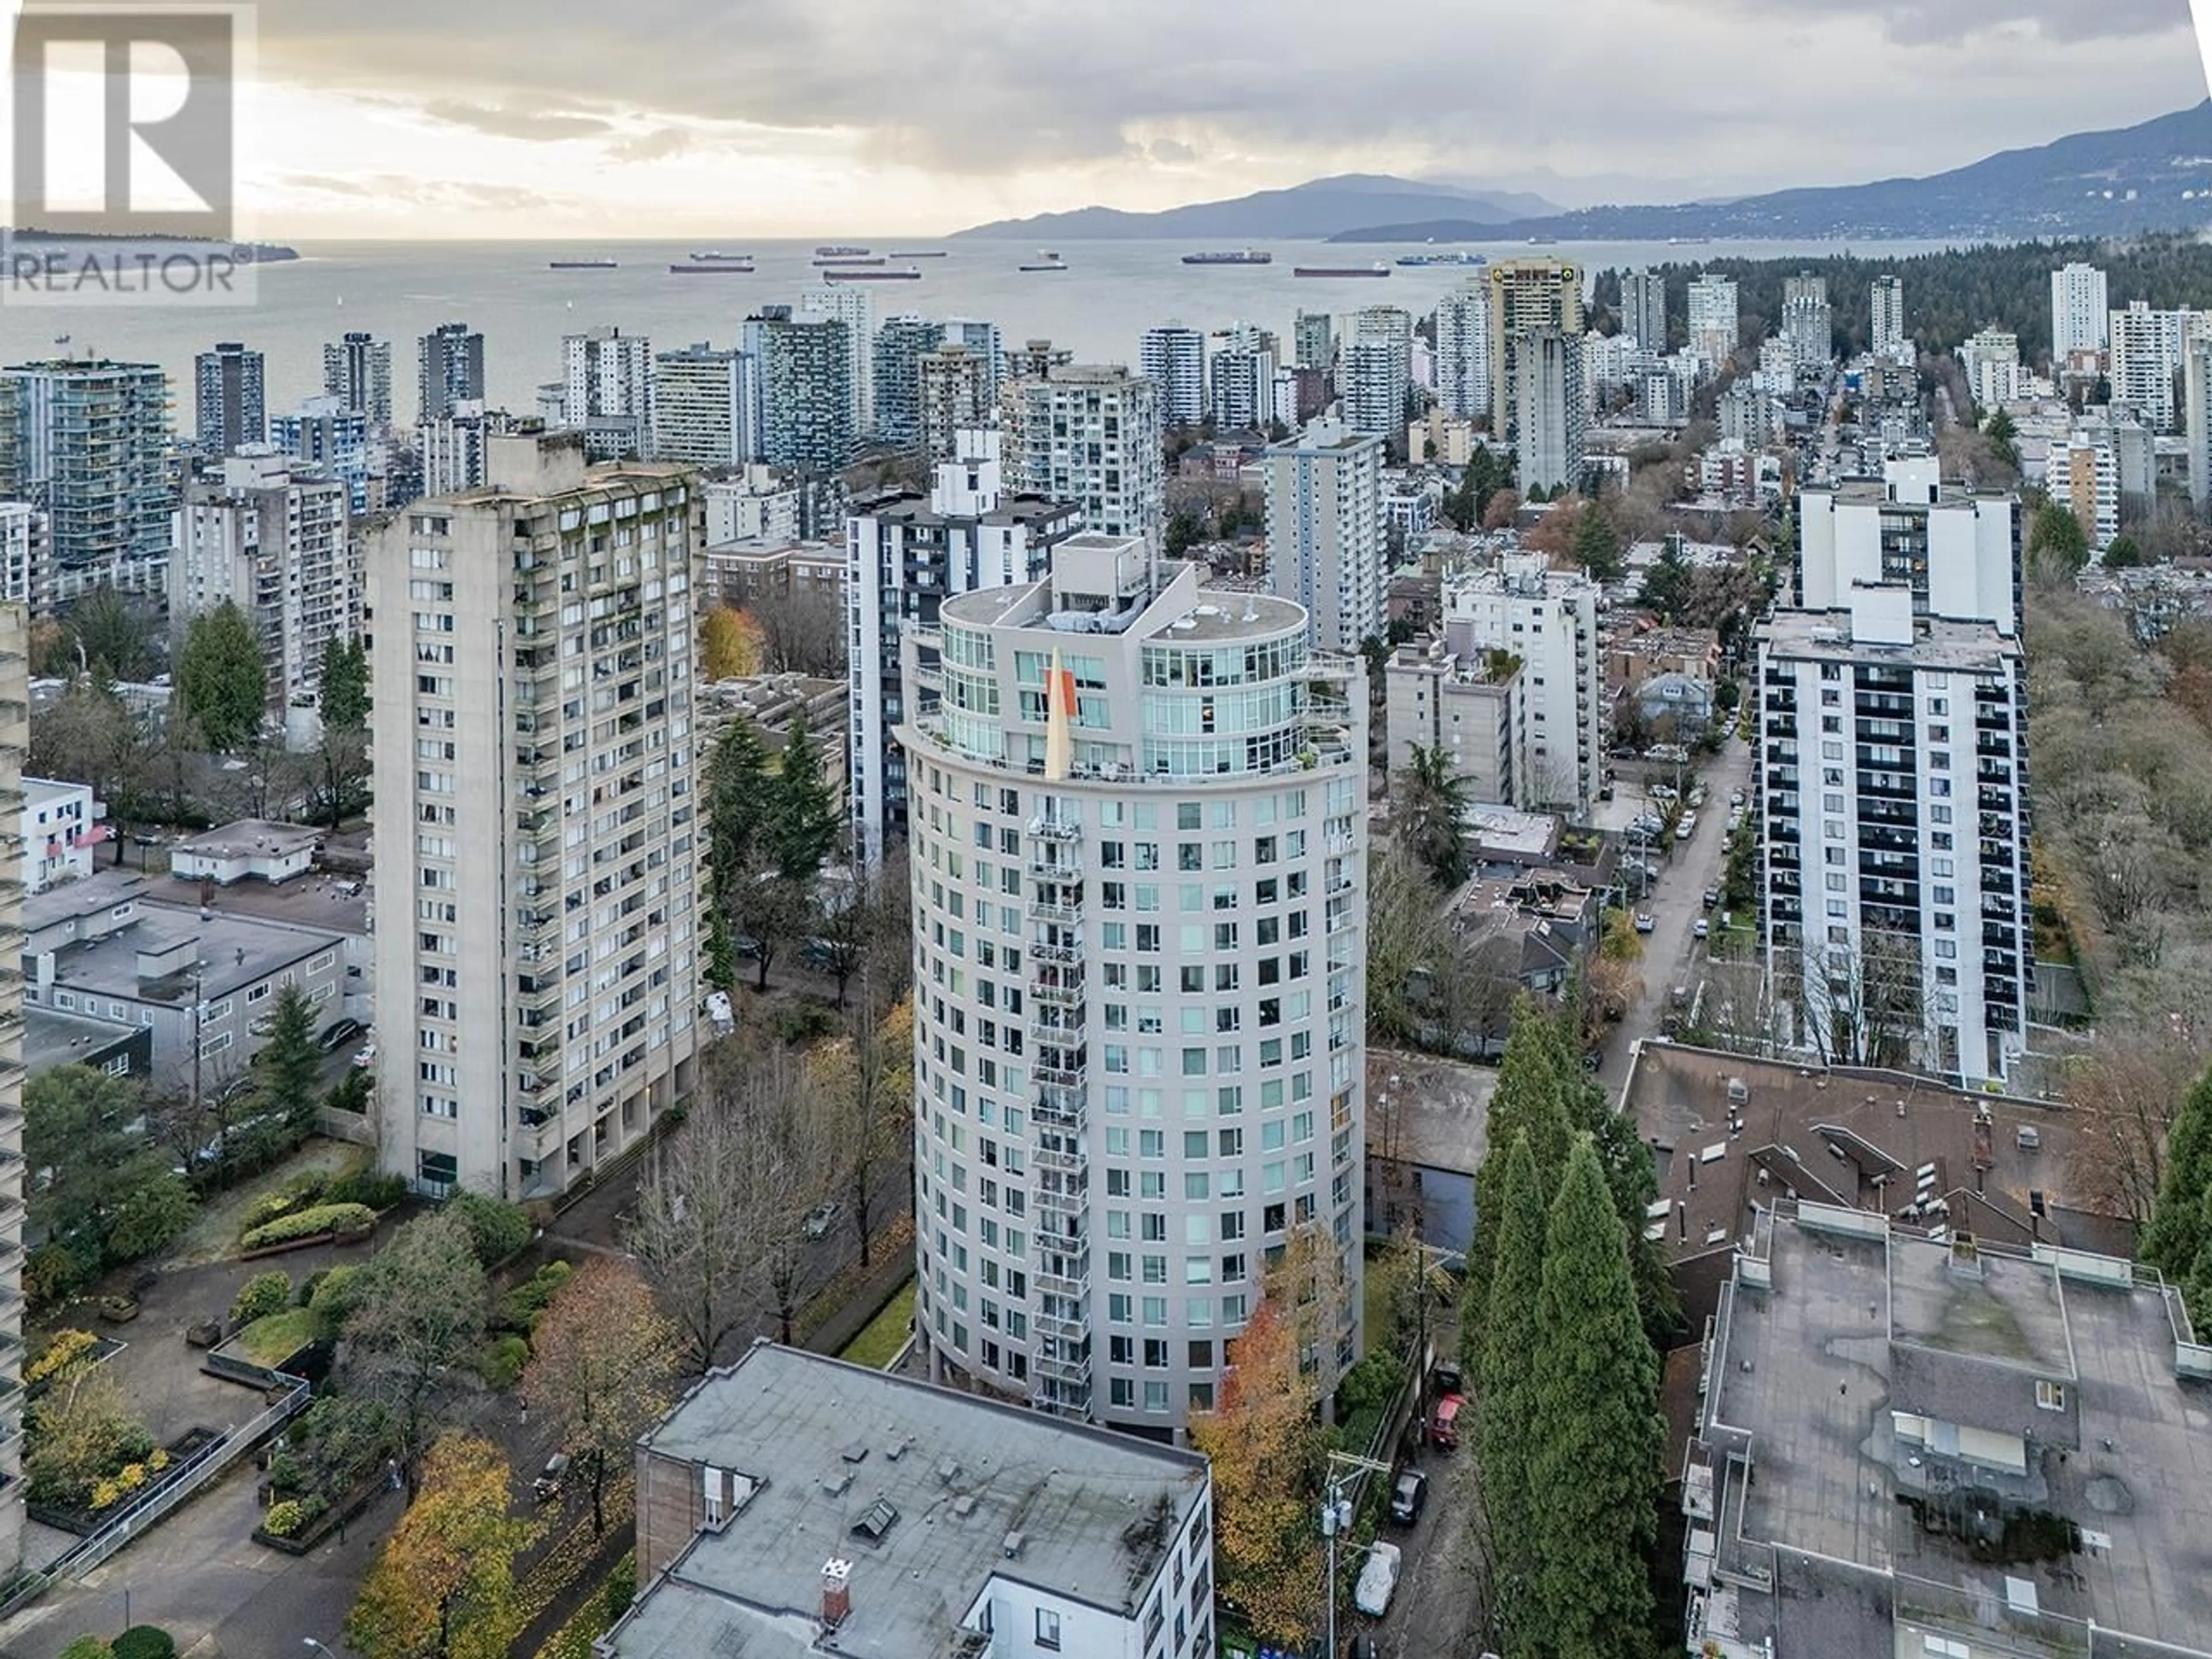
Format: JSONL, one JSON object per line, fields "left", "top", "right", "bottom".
{"left": 937, "top": 561, "right": 1308, "bottom": 646}
{"left": 855, "top": 490, "right": 1079, "bottom": 530}
{"left": 609, "top": 1344, "right": 1208, "bottom": 1659}
{"left": 1366, "top": 1050, "right": 1495, "bottom": 1179}
{"left": 23, "top": 777, "right": 86, "bottom": 809}
{"left": 37, "top": 888, "right": 344, "bottom": 1008}
{"left": 174, "top": 819, "right": 320, "bottom": 861}
{"left": 1702, "top": 1212, "right": 2212, "bottom": 1656}
{"left": 148, "top": 872, "right": 368, "bottom": 938}
{"left": 25, "top": 1005, "right": 139, "bottom": 1074}
{"left": 1760, "top": 608, "right": 2022, "bottom": 672}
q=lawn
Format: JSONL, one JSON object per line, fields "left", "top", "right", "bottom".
{"left": 236, "top": 1307, "right": 325, "bottom": 1366}
{"left": 167, "top": 1137, "right": 370, "bottom": 1268}
{"left": 837, "top": 1278, "right": 916, "bottom": 1370}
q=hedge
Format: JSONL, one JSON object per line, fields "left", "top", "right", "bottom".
{"left": 112, "top": 1629, "right": 177, "bottom": 1659}
{"left": 324, "top": 1169, "right": 407, "bottom": 1211}
{"left": 27, "top": 1328, "right": 99, "bottom": 1388}
{"left": 230, "top": 1271, "right": 292, "bottom": 1324}
{"left": 240, "top": 1203, "right": 376, "bottom": 1250}
{"left": 480, "top": 1335, "right": 528, "bottom": 1390}
{"left": 498, "top": 1260, "right": 574, "bottom": 1334}
{"left": 449, "top": 1191, "right": 532, "bottom": 1267}
{"left": 308, "top": 1265, "right": 362, "bottom": 1321}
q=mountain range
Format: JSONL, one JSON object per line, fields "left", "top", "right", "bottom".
{"left": 951, "top": 104, "right": 2212, "bottom": 245}
{"left": 1330, "top": 102, "right": 2212, "bottom": 242}
{"left": 949, "top": 175, "right": 1560, "bottom": 241}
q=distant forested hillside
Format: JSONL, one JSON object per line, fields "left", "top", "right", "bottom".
{"left": 1590, "top": 234, "right": 2212, "bottom": 365}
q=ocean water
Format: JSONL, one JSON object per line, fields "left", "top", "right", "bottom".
{"left": 0, "top": 235, "right": 1960, "bottom": 425}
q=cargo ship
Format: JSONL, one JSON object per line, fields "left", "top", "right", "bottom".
{"left": 813, "top": 255, "right": 886, "bottom": 267}
{"left": 1020, "top": 251, "right": 1069, "bottom": 272}
{"left": 824, "top": 266, "right": 922, "bottom": 282}
{"left": 669, "top": 260, "right": 756, "bottom": 274}
{"left": 687, "top": 251, "right": 752, "bottom": 263}
{"left": 1292, "top": 262, "right": 1389, "bottom": 278}
{"left": 815, "top": 244, "right": 869, "bottom": 257}
{"left": 548, "top": 258, "right": 618, "bottom": 270}
{"left": 1395, "top": 251, "right": 1486, "bottom": 267}
{"left": 890, "top": 250, "right": 949, "bottom": 258}
{"left": 1182, "top": 249, "right": 1272, "bottom": 265}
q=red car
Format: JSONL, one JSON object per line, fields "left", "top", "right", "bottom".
{"left": 1430, "top": 1393, "right": 1465, "bottom": 1449}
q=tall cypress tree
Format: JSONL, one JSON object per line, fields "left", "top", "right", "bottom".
{"left": 1465, "top": 1006, "right": 1573, "bottom": 1332}
{"left": 2143, "top": 1066, "right": 2212, "bottom": 1280}
{"left": 2186, "top": 1184, "right": 2212, "bottom": 1344}
{"left": 1478, "top": 1131, "right": 1546, "bottom": 1639}
{"left": 1525, "top": 1137, "right": 1660, "bottom": 1659}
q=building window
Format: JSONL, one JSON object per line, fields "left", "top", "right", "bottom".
{"left": 2036, "top": 1381, "right": 2065, "bottom": 1411}
{"left": 1035, "top": 1610, "right": 1061, "bottom": 1650}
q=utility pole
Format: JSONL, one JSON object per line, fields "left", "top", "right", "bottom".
{"left": 1319, "top": 1448, "right": 1393, "bottom": 1657}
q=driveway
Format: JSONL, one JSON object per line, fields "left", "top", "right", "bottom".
{"left": 1600, "top": 734, "right": 1756, "bottom": 1097}
{"left": 1361, "top": 1427, "right": 1487, "bottom": 1658}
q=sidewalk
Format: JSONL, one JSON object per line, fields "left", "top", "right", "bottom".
{"left": 0, "top": 1459, "right": 404, "bottom": 1659}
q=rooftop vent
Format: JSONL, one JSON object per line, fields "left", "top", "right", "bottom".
{"left": 851, "top": 1498, "right": 900, "bottom": 1546}
{"left": 937, "top": 1457, "right": 963, "bottom": 1488}
{"left": 821, "top": 1471, "right": 854, "bottom": 1498}
{"left": 1002, "top": 1531, "right": 1026, "bottom": 1560}
{"left": 952, "top": 1493, "right": 978, "bottom": 1518}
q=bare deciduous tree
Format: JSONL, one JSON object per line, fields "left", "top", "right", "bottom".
{"left": 2066, "top": 1022, "right": 2207, "bottom": 1225}
{"left": 627, "top": 1043, "right": 839, "bottom": 1370}
{"left": 748, "top": 586, "right": 846, "bottom": 678}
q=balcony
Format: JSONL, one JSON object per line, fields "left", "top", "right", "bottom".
{"left": 1035, "top": 1085, "right": 1084, "bottom": 1131}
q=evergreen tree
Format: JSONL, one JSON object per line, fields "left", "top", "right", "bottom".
{"left": 2142, "top": 1064, "right": 2212, "bottom": 1279}
{"left": 176, "top": 601, "right": 267, "bottom": 752}
{"left": 2101, "top": 533, "right": 2145, "bottom": 570}
{"left": 1526, "top": 1137, "right": 1661, "bottom": 1659}
{"left": 2028, "top": 501, "right": 2090, "bottom": 577}
{"left": 1541, "top": 1007, "right": 1685, "bottom": 1344}
{"left": 1638, "top": 536, "right": 1693, "bottom": 618}
{"left": 253, "top": 983, "right": 325, "bottom": 1128}
{"left": 1984, "top": 407, "right": 2021, "bottom": 471}
{"left": 316, "top": 635, "right": 372, "bottom": 828}
{"left": 1463, "top": 1007, "right": 1574, "bottom": 1362}
{"left": 1570, "top": 502, "right": 1624, "bottom": 581}
{"left": 1394, "top": 744, "right": 1471, "bottom": 888}
{"left": 2186, "top": 1184, "right": 2212, "bottom": 1343}
{"left": 707, "top": 717, "right": 774, "bottom": 876}
{"left": 766, "top": 715, "right": 841, "bottom": 882}
{"left": 1477, "top": 1131, "right": 1546, "bottom": 1638}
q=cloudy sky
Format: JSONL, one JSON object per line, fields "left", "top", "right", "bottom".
{"left": 212, "top": 0, "right": 2212, "bottom": 236}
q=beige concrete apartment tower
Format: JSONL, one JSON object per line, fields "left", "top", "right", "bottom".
{"left": 367, "top": 433, "right": 704, "bottom": 1200}
{"left": 0, "top": 604, "right": 26, "bottom": 1573}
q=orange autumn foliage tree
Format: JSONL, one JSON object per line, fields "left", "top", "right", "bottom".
{"left": 347, "top": 1433, "right": 538, "bottom": 1659}
{"left": 520, "top": 1259, "right": 679, "bottom": 1536}
{"left": 1187, "top": 1298, "right": 1325, "bottom": 1647}
{"left": 700, "top": 605, "right": 763, "bottom": 681}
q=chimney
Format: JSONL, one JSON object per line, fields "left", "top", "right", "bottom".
{"left": 821, "top": 1558, "right": 852, "bottom": 1630}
